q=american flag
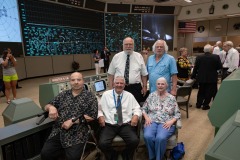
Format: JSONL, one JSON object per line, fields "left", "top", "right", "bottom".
{"left": 178, "top": 21, "right": 196, "bottom": 33}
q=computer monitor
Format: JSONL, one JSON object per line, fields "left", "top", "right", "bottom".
{"left": 94, "top": 80, "right": 106, "bottom": 92}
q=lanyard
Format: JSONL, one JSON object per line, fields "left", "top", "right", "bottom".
{"left": 113, "top": 90, "right": 123, "bottom": 109}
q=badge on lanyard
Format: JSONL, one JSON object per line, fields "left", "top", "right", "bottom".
{"left": 114, "top": 113, "right": 118, "bottom": 122}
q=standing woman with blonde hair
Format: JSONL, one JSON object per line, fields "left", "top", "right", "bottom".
{"left": 0, "top": 48, "right": 18, "bottom": 104}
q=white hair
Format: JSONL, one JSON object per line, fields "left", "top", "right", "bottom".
{"left": 204, "top": 44, "right": 213, "bottom": 53}
{"left": 216, "top": 41, "right": 222, "bottom": 46}
{"left": 225, "top": 41, "right": 233, "bottom": 47}
{"left": 114, "top": 76, "right": 126, "bottom": 83}
{"left": 156, "top": 77, "right": 168, "bottom": 88}
{"left": 152, "top": 40, "right": 168, "bottom": 53}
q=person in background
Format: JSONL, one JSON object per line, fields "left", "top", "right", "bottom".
{"left": 147, "top": 39, "right": 178, "bottom": 95}
{"left": 98, "top": 76, "right": 142, "bottom": 160}
{"left": 108, "top": 37, "right": 148, "bottom": 103}
{"left": 93, "top": 49, "right": 101, "bottom": 75}
{"left": 141, "top": 47, "right": 149, "bottom": 65}
{"left": 222, "top": 41, "right": 239, "bottom": 81}
{"left": 41, "top": 72, "right": 98, "bottom": 160}
{"left": 191, "top": 44, "right": 222, "bottom": 110}
{"left": 142, "top": 77, "right": 181, "bottom": 160}
{"left": 235, "top": 46, "right": 240, "bottom": 67}
{"left": 0, "top": 48, "right": 18, "bottom": 104}
{"left": 176, "top": 47, "right": 192, "bottom": 82}
{"left": 213, "top": 41, "right": 225, "bottom": 64}
{"left": 101, "top": 46, "right": 111, "bottom": 73}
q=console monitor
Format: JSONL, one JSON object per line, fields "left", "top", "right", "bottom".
{"left": 94, "top": 80, "right": 106, "bottom": 92}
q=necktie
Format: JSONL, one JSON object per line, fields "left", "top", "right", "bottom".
{"left": 117, "top": 95, "right": 123, "bottom": 125}
{"left": 124, "top": 54, "right": 130, "bottom": 84}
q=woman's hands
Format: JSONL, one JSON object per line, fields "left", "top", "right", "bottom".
{"left": 162, "top": 118, "right": 176, "bottom": 130}
{"left": 144, "top": 116, "right": 152, "bottom": 127}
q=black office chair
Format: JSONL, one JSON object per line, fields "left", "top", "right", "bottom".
{"left": 176, "top": 86, "right": 193, "bottom": 118}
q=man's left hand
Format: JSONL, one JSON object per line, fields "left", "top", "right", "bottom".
{"left": 141, "top": 86, "right": 147, "bottom": 97}
{"left": 130, "top": 115, "right": 138, "bottom": 126}
{"left": 61, "top": 119, "right": 74, "bottom": 130}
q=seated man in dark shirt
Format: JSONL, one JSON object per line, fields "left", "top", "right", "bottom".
{"left": 41, "top": 72, "right": 98, "bottom": 160}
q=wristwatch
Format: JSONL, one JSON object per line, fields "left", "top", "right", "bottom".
{"left": 71, "top": 117, "right": 78, "bottom": 123}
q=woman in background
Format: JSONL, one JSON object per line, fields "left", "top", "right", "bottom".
{"left": 93, "top": 49, "right": 101, "bottom": 75}
{"left": 176, "top": 47, "right": 192, "bottom": 81}
{"left": 142, "top": 77, "right": 181, "bottom": 160}
{"left": 0, "top": 48, "right": 18, "bottom": 104}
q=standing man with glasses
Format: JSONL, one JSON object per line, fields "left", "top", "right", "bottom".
{"left": 108, "top": 37, "right": 148, "bottom": 103}
{"left": 98, "top": 76, "right": 142, "bottom": 160}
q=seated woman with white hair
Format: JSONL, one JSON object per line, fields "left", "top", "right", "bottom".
{"left": 142, "top": 77, "right": 181, "bottom": 160}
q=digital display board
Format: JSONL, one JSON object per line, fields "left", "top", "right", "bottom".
{"left": 0, "top": 0, "right": 22, "bottom": 42}
{"left": 18, "top": 0, "right": 104, "bottom": 56}
{"left": 154, "top": 6, "right": 175, "bottom": 14}
{"left": 132, "top": 5, "right": 153, "bottom": 13}
{"left": 85, "top": 0, "right": 105, "bottom": 11}
{"left": 107, "top": 3, "right": 130, "bottom": 13}
{"left": 105, "top": 14, "right": 141, "bottom": 52}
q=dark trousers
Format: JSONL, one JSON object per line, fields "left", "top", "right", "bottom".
{"left": 103, "top": 61, "right": 109, "bottom": 73}
{"left": 98, "top": 123, "right": 139, "bottom": 160}
{"left": 124, "top": 83, "right": 144, "bottom": 103}
{"left": 221, "top": 68, "right": 231, "bottom": 81}
{"left": 41, "top": 134, "right": 85, "bottom": 160}
{"left": 196, "top": 83, "right": 217, "bottom": 107}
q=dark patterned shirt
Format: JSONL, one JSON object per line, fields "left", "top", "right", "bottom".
{"left": 48, "top": 89, "right": 98, "bottom": 148}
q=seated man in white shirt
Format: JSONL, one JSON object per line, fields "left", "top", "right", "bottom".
{"left": 98, "top": 76, "right": 142, "bottom": 160}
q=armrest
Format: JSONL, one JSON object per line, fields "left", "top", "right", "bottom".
{"left": 176, "top": 120, "right": 182, "bottom": 129}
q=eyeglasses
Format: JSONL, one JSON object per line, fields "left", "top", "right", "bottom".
{"left": 124, "top": 43, "right": 133, "bottom": 46}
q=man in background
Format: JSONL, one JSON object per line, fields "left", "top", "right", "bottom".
{"left": 191, "top": 44, "right": 222, "bottom": 110}
{"left": 101, "top": 46, "right": 111, "bottom": 73}
{"left": 222, "top": 41, "right": 239, "bottom": 81}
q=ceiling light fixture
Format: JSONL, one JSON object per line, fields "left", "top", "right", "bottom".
{"left": 184, "top": 0, "right": 192, "bottom": 2}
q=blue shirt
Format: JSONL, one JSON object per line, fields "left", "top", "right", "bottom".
{"left": 147, "top": 53, "right": 178, "bottom": 93}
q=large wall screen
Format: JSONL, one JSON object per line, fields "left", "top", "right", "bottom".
{"left": 18, "top": 0, "right": 104, "bottom": 56}
{"left": 142, "top": 15, "right": 174, "bottom": 51}
{"left": 0, "top": 0, "right": 23, "bottom": 57}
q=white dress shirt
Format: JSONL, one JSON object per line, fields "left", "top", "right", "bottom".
{"left": 98, "top": 89, "right": 142, "bottom": 125}
{"left": 108, "top": 51, "right": 148, "bottom": 84}
{"left": 223, "top": 47, "right": 239, "bottom": 72}
{"left": 213, "top": 46, "right": 225, "bottom": 64}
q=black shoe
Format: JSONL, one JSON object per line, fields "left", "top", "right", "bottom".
{"left": 196, "top": 104, "right": 201, "bottom": 109}
{"left": 202, "top": 106, "right": 210, "bottom": 110}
